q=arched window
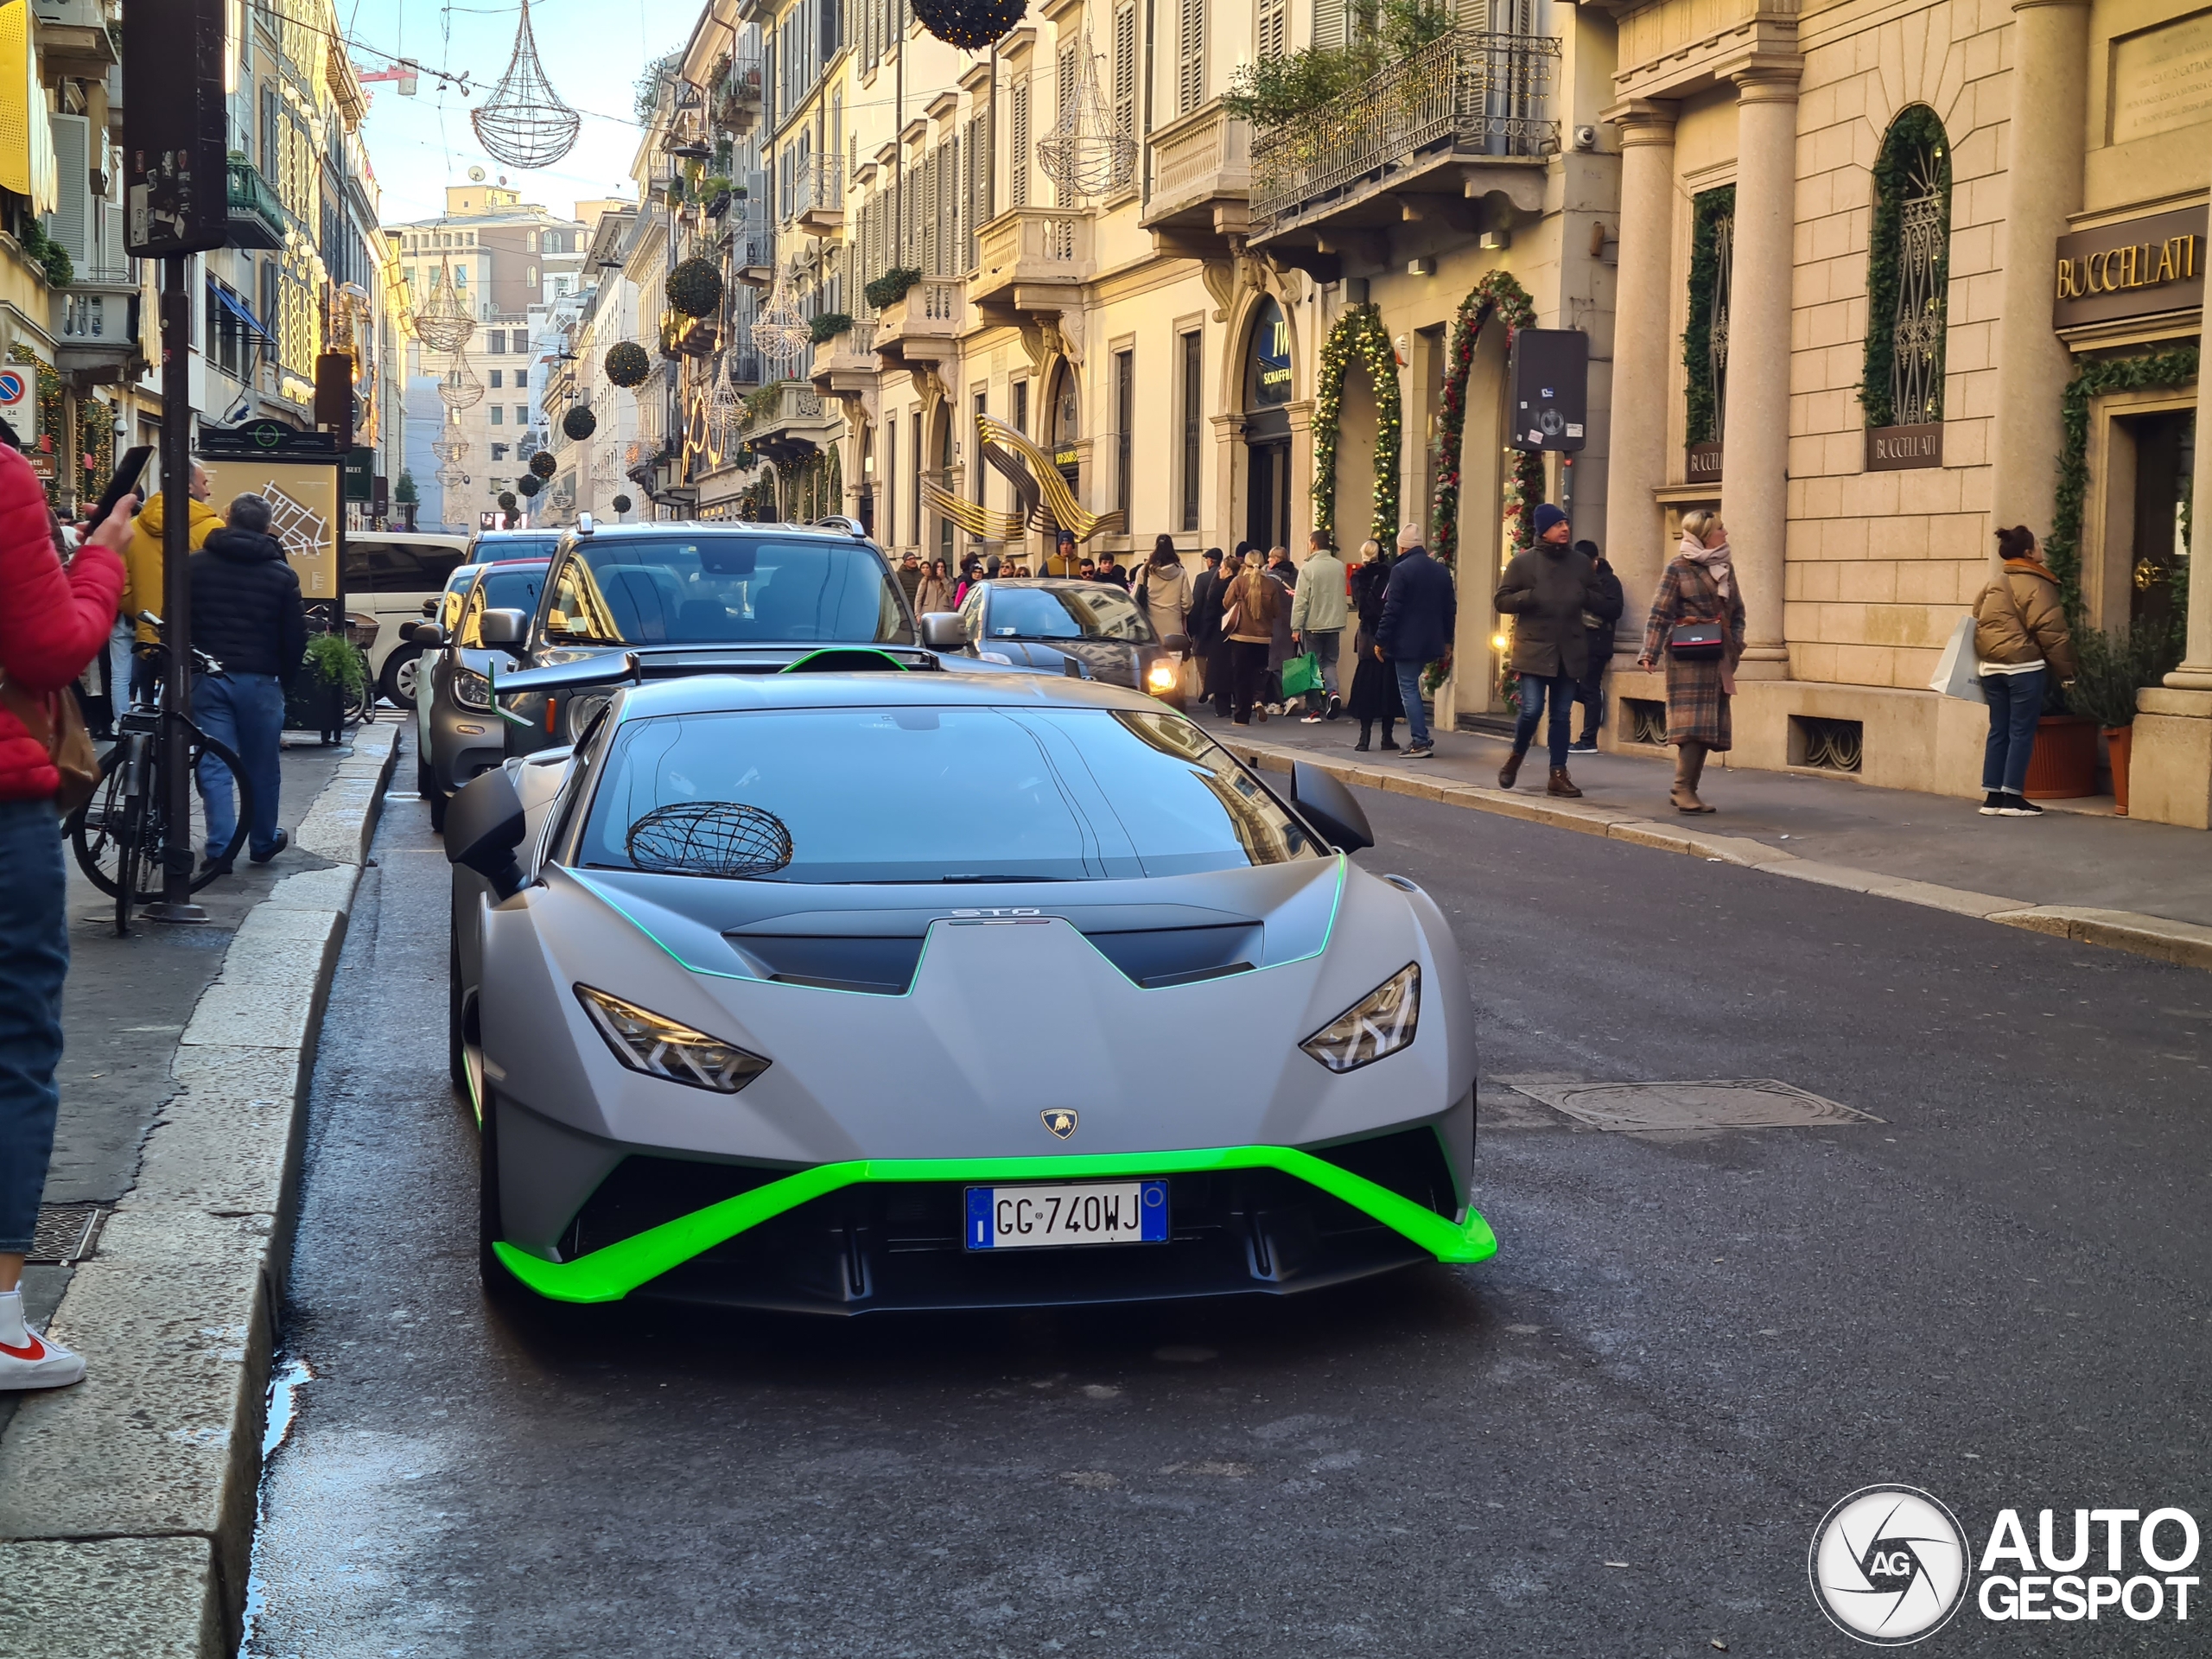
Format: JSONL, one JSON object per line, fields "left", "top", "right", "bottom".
{"left": 1247, "top": 295, "right": 1291, "bottom": 409}
{"left": 1863, "top": 106, "right": 1952, "bottom": 430}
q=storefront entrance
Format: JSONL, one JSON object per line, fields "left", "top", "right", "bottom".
{"left": 1243, "top": 296, "right": 1293, "bottom": 552}
{"left": 2124, "top": 409, "right": 2193, "bottom": 647}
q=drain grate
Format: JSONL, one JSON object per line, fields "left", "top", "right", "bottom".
{"left": 27, "top": 1205, "right": 110, "bottom": 1265}
{"left": 1498, "top": 1078, "right": 1879, "bottom": 1132}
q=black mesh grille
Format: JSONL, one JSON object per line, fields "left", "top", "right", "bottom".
{"left": 1306, "top": 1125, "right": 1458, "bottom": 1217}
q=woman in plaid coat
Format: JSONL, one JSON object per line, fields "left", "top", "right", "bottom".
{"left": 1637, "top": 508, "right": 1746, "bottom": 813}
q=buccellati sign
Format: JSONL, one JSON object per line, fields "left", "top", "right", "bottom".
{"left": 2052, "top": 206, "right": 2208, "bottom": 329}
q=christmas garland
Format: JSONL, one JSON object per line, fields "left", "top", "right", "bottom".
{"left": 1861, "top": 105, "right": 1951, "bottom": 429}
{"left": 562, "top": 405, "right": 597, "bottom": 441}
{"left": 1429, "top": 269, "right": 1537, "bottom": 569}
{"left": 605, "top": 340, "right": 651, "bottom": 388}
{"left": 2046, "top": 346, "right": 2197, "bottom": 623}
{"left": 1682, "top": 186, "right": 1735, "bottom": 446}
{"left": 1312, "top": 303, "right": 1401, "bottom": 548}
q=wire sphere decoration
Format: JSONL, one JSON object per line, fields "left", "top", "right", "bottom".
{"left": 438, "top": 354, "right": 486, "bottom": 410}
{"left": 469, "top": 0, "right": 582, "bottom": 171}
{"left": 709, "top": 348, "right": 744, "bottom": 453}
{"left": 430, "top": 433, "right": 469, "bottom": 464}
{"left": 626, "top": 802, "right": 794, "bottom": 880}
{"left": 415, "top": 260, "right": 476, "bottom": 353}
{"left": 912, "top": 0, "right": 1026, "bottom": 53}
{"left": 1038, "top": 29, "right": 1137, "bottom": 200}
{"left": 605, "top": 340, "right": 652, "bottom": 387}
{"left": 562, "top": 405, "right": 598, "bottom": 441}
{"left": 750, "top": 270, "right": 811, "bottom": 373}
{"left": 530, "top": 450, "right": 557, "bottom": 479}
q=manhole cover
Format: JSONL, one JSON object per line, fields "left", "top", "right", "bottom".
{"left": 27, "top": 1205, "right": 109, "bottom": 1265}
{"left": 1499, "top": 1078, "right": 1879, "bottom": 1132}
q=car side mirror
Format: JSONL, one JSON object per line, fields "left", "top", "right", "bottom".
{"left": 1162, "top": 632, "right": 1192, "bottom": 653}
{"left": 479, "top": 608, "right": 529, "bottom": 645}
{"left": 1291, "top": 760, "right": 1375, "bottom": 853}
{"left": 918, "top": 612, "right": 968, "bottom": 649}
{"left": 444, "top": 765, "right": 530, "bottom": 899}
{"left": 400, "top": 621, "right": 442, "bottom": 646}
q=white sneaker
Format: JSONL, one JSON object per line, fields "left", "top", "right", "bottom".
{"left": 0, "top": 1325, "right": 86, "bottom": 1389}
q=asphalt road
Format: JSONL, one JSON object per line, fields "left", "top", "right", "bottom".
{"left": 239, "top": 772, "right": 2212, "bottom": 1658}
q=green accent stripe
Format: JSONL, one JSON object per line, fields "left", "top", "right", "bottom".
{"left": 493, "top": 1144, "right": 1497, "bottom": 1302}
{"left": 777, "top": 647, "right": 912, "bottom": 673}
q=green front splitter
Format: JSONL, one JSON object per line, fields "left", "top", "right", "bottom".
{"left": 493, "top": 1144, "right": 1498, "bottom": 1303}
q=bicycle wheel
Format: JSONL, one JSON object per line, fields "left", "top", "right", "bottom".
{"left": 68, "top": 741, "right": 143, "bottom": 899}
{"left": 72, "top": 728, "right": 252, "bottom": 899}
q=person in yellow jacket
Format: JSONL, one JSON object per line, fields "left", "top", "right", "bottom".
{"left": 118, "top": 462, "right": 220, "bottom": 698}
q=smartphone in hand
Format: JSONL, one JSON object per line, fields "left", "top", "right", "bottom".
{"left": 90, "top": 445, "right": 154, "bottom": 528}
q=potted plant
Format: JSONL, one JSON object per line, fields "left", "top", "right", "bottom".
{"left": 286, "top": 632, "right": 365, "bottom": 742}
{"left": 864, "top": 266, "right": 922, "bottom": 310}
{"left": 809, "top": 311, "right": 853, "bottom": 345}
{"left": 2065, "top": 620, "right": 2173, "bottom": 816}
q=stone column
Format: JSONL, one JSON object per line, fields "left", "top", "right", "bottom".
{"left": 2171, "top": 391, "right": 2212, "bottom": 687}
{"left": 1718, "top": 65, "right": 1800, "bottom": 677}
{"left": 1986, "top": 0, "right": 2090, "bottom": 547}
{"left": 1602, "top": 99, "right": 1679, "bottom": 622}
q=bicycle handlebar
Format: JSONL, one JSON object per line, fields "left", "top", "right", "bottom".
{"left": 132, "top": 612, "right": 227, "bottom": 678}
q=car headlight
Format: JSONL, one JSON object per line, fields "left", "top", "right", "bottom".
{"left": 1300, "top": 964, "right": 1421, "bottom": 1073}
{"left": 564, "top": 691, "right": 612, "bottom": 741}
{"left": 1145, "top": 655, "right": 1179, "bottom": 695}
{"left": 575, "top": 984, "right": 770, "bottom": 1093}
{"left": 452, "top": 666, "right": 493, "bottom": 710}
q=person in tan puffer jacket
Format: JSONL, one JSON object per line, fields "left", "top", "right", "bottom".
{"left": 1971, "top": 525, "right": 2077, "bottom": 817}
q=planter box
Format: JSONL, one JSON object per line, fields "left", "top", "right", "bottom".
{"left": 284, "top": 676, "right": 345, "bottom": 743}
{"left": 2024, "top": 714, "right": 2098, "bottom": 799}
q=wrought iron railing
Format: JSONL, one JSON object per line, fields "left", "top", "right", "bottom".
{"left": 793, "top": 157, "right": 845, "bottom": 221}
{"left": 1249, "top": 30, "right": 1560, "bottom": 226}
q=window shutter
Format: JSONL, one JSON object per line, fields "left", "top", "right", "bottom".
{"left": 1058, "top": 45, "right": 1077, "bottom": 122}
{"left": 923, "top": 146, "right": 939, "bottom": 274}
{"left": 1178, "top": 0, "right": 1205, "bottom": 117}
{"left": 1113, "top": 2, "right": 1137, "bottom": 145}
{"left": 969, "top": 111, "right": 990, "bottom": 251}
{"left": 45, "top": 112, "right": 90, "bottom": 269}
{"left": 1010, "top": 80, "right": 1030, "bottom": 208}
{"left": 1313, "top": 0, "right": 1343, "bottom": 51}
{"left": 1258, "top": 0, "right": 1287, "bottom": 60}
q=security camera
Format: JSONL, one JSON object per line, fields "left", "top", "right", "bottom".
{"left": 1573, "top": 124, "right": 1599, "bottom": 150}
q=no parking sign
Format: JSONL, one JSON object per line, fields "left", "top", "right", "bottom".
{"left": 0, "top": 370, "right": 28, "bottom": 411}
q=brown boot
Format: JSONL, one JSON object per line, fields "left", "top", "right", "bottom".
{"left": 1548, "top": 767, "right": 1582, "bottom": 798}
{"left": 1498, "top": 750, "right": 1525, "bottom": 790}
{"left": 1671, "top": 741, "right": 1715, "bottom": 813}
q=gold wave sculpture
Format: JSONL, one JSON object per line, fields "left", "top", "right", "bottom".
{"left": 975, "top": 416, "right": 1123, "bottom": 542}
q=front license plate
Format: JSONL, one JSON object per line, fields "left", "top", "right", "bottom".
{"left": 964, "top": 1179, "right": 1170, "bottom": 1249}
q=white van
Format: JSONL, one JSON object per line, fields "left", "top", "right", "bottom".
{"left": 344, "top": 531, "right": 472, "bottom": 705}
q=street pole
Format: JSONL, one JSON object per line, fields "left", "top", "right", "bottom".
{"left": 144, "top": 253, "right": 205, "bottom": 924}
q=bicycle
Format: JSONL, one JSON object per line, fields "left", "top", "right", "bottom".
{"left": 67, "top": 614, "right": 253, "bottom": 936}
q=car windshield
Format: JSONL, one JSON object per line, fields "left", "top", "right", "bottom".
{"left": 986, "top": 585, "right": 1154, "bottom": 643}
{"left": 543, "top": 535, "right": 911, "bottom": 646}
{"left": 577, "top": 706, "right": 1320, "bottom": 883}
{"left": 479, "top": 565, "right": 546, "bottom": 613}
{"left": 471, "top": 534, "right": 559, "bottom": 563}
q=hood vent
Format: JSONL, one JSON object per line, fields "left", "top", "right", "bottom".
{"left": 724, "top": 933, "right": 926, "bottom": 995}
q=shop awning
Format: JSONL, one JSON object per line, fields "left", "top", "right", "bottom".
{"left": 207, "top": 282, "right": 274, "bottom": 342}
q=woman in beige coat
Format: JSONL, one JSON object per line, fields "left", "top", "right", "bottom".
{"left": 1972, "top": 525, "right": 2077, "bottom": 817}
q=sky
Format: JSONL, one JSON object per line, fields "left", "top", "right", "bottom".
{"left": 341, "top": 0, "right": 708, "bottom": 225}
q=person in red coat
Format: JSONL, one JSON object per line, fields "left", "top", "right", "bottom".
{"left": 0, "top": 448, "right": 130, "bottom": 1390}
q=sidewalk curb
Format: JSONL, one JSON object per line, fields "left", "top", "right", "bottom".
{"left": 0, "top": 721, "right": 400, "bottom": 1659}
{"left": 1224, "top": 736, "right": 2212, "bottom": 975}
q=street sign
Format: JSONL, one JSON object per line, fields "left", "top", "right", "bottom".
{"left": 1507, "top": 328, "right": 1589, "bottom": 454}
{"left": 0, "top": 370, "right": 27, "bottom": 410}
{"left": 198, "top": 421, "right": 340, "bottom": 456}
{"left": 121, "top": 0, "right": 231, "bottom": 257}
{"left": 343, "top": 447, "right": 374, "bottom": 501}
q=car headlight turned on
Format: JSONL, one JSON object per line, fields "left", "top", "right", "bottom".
{"left": 575, "top": 985, "right": 771, "bottom": 1093}
{"left": 1145, "top": 655, "right": 1179, "bottom": 695}
{"left": 452, "top": 666, "right": 493, "bottom": 710}
{"left": 1300, "top": 964, "right": 1420, "bottom": 1072}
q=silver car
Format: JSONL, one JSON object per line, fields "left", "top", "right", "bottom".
{"left": 445, "top": 670, "right": 1491, "bottom": 1313}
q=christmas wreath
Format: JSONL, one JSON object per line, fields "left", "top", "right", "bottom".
{"left": 497, "top": 490, "right": 518, "bottom": 512}
{"left": 612, "top": 493, "right": 633, "bottom": 513}
{"left": 518, "top": 474, "right": 543, "bottom": 498}
{"left": 529, "top": 450, "right": 556, "bottom": 479}
{"left": 1312, "top": 303, "right": 1401, "bottom": 549}
{"left": 1429, "top": 270, "right": 1539, "bottom": 569}
{"left": 562, "top": 405, "right": 597, "bottom": 441}
{"left": 666, "top": 257, "right": 725, "bottom": 319}
{"left": 605, "top": 340, "right": 651, "bottom": 387}
{"left": 912, "top": 0, "right": 1025, "bottom": 53}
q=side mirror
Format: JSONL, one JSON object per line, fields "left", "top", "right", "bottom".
{"left": 918, "top": 611, "right": 968, "bottom": 649}
{"left": 400, "top": 621, "right": 442, "bottom": 646}
{"left": 1162, "top": 632, "right": 1192, "bottom": 654}
{"left": 1290, "top": 760, "right": 1374, "bottom": 853}
{"left": 479, "top": 608, "right": 529, "bottom": 645}
{"left": 420, "top": 598, "right": 439, "bottom": 617}
{"left": 444, "top": 765, "right": 530, "bottom": 899}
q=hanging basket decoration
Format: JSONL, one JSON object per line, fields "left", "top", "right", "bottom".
{"left": 562, "top": 405, "right": 597, "bottom": 441}
{"left": 605, "top": 340, "right": 651, "bottom": 387}
{"left": 530, "top": 450, "right": 557, "bottom": 479}
{"left": 518, "top": 474, "right": 543, "bottom": 499}
{"left": 750, "top": 270, "right": 811, "bottom": 373}
{"left": 438, "top": 354, "right": 486, "bottom": 411}
{"left": 1038, "top": 29, "right": 1136, "bottom": 200}
{"left": 469, "top": 0, "right": 582, "bottom": 170}
{"left": 429, "top": 433, "right": 469, "bottom": 464}
{"left": 612, "top": 493, "right": 633, "bottom": 514}
{"left": 497, "top": 490, "right": 518, "bottom": 511}
{"left": 415, "top": 260, "right": 475, "bottom": 353}
{"left": 912, "top": 0, "right": 1026, "bottom": 53}
{"left": 667, "top": 257, "right": 726, "bottom": 320}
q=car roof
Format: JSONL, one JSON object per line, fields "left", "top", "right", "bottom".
{"left": 612, "top": 666, "right": 1166, "bottom": 721}
{"left": 979, "top": 578, "right": 1128, "bottom": 591}
{"left": 566, "top": 519, "right": 869, "bottom": 543}
{"left": 478, "top": 557, "right": 550, "bottom": 569}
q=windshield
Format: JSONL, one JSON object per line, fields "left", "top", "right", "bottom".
{"left": 543, "top": 535, "right": 911, "bottom": 647}
{"left": 578, "top": 706, "right": 1319, "bottom": 883}
{"left": 460, "top": 566, "right": 548, "bottom": 647}
{"left": 986, "top": 585, "right": 1154, "bottom": 643}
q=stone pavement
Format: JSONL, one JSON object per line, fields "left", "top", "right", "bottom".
{"left": 1205, "top": 702, "right": 2212, "bottom": 966}
{"left": 0, "top": 718, "right": 399, "bottom": 1658}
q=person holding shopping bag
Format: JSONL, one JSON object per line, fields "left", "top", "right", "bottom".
{"left": 1971, "top": 525, "right": 2077, "bottom": 817}
{"left": 1637, "top": 508, "right": 1746, "bottom": 814}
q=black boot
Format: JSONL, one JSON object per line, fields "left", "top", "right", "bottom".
{"left": 1379, "top": 723, "right": 1400, "bottom": 751}
{"left": 1354, "top": 721, "right": 1371, "bottom": 753}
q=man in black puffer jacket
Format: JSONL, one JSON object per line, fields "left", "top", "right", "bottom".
{"left": 188, "top": 494, "right": 306, "bottom": 874}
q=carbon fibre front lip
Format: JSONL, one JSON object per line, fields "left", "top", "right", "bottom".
{"left": 493, "top": 1145, "right": 1497, "bottom": 1303}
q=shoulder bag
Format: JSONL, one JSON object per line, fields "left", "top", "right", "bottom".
{"left": 1667, "top": 561, "right": 1729, "bottom": 661}
{"left": 0, "top": 675, "right": 99, "bottom": 815}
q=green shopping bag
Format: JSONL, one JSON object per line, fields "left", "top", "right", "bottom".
{"left": 1280, "top": 652, "right": 1322, "bottom": 698}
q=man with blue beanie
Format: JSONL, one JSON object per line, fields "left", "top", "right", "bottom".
{"left": 1493, "top": 503, "right": 1614, "bottom": 796}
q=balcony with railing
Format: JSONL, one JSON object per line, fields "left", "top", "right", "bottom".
{"left": 226, "top": 156, "right": 287, "bottom": 251}
{"left": 968, "top": 209, "right": 1094, "bottom": 315}
{"left": 1141, "top": 99, "right": 1252, "bottom": 253}
{"left": 794, "top": 157, "right": 846, "bottom": 237}
{"left": 874, "top": 278, "right": 964, "bottom": 369}
{"left": 809, "top": 317, "right": 879, "bottom": 397}
{"left": 1248, "top": 29, "right": 1559, "bottom": 270}
{"left": 743, "top": 378, "right": 840, "bottom": 464}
